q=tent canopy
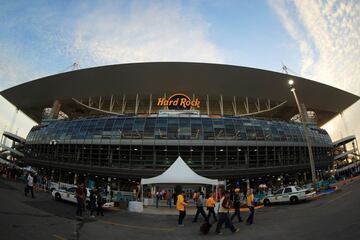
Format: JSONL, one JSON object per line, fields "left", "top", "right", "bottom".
{"left": 141, "top": 156, "right": 218, "bottom": 185}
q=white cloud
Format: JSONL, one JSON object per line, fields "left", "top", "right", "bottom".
{"left": 268, "top": 0, "right": 316, "bottom": 77}
{"left": 0, "top": 1, "right": 224, "bottom": 136}
{"left": 67, "top": 2, "right": 224, "bottom": 66}
{"left": 270, "top": 0, "right": 360, "bottom": 141}
{"left": 0, "top": 43, "right": 43, "bottom": 90}
{"left": 0, "top": 42, "right": 43, "bottom": 137}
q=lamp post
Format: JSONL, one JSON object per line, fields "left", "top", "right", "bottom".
{"left": 288, "top": 79, "right": 317, "bottom": 188}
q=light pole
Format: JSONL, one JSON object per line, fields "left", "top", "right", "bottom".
{"left": 288, "top": 79, "right": 317, "bottom": 188}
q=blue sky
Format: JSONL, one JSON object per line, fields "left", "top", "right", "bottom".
{"left": 0, "top": 0, "right": 359, "bottom": 141}
{"left": 196, "top": 0, "right": 301, "bottom": 71}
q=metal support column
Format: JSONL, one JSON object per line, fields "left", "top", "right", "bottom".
{"left": 255, "top": 98, "right": 260, "bottom": 112}
{"left": 135, "top": 93, "right": 139, "bottom": 115}
{"left": 219, "top": 95, "right": 224, "bottom": 116}
{"left": 148, "top": 94, "right": 152, "bottom": 114}
{"left": 109, "top": 95, "right": 115, "bottom": 112}
{"left": 232, "top": 96, "right": 237, "bottom": 115}
{"left": 206, "top": 95, "right": 210, "bottom": 115}
{"left": 244, "top": 97, "right": 249, "bottom": 114}
{"left": 121, "top": 95, "right": 127, "bottom": 114}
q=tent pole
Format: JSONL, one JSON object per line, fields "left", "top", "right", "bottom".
{"left": 141, "top": 184, "right": 143, "bottom": 203}
{"left": 215, "top": 185, "right": 218, "bottom": 201}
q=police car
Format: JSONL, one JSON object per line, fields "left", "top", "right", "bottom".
{"left": 262, "top": 186, "right": 315, "bottom": 206}
{"left": 52, "top": 187, "right": 90, "bottom": 204}
{"left": 52, "top": 187, "right": 114, "bottom": 208}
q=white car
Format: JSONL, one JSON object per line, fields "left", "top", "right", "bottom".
{"left": 52, "top": 187, "right": 90, "bottom": 204}
{"left": 52, "top": 187, "right": 114, "bottom": 208}
{"left": 262, "top": 186, "right": 315, "bottom": 206}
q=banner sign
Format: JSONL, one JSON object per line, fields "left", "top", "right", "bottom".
{"left": 157, "top": 93, "right": 200, "bottom": 110}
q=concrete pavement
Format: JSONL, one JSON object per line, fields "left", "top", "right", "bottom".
{"left": 1, "top": 177, "right": 360, "bottom": 240}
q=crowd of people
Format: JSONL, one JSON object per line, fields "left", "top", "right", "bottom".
{"left": 75, "top": 183, "right": 107, "bottom": 219}
{"left": 176, "top": 187, "right": 255, "bottom": 234}
{"left": 1, "top": 163, "right": 51, "bottom": 196}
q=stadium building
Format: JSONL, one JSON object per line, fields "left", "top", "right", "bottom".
{"left": 1, "top": 62, "right": 359, "bottom": 185}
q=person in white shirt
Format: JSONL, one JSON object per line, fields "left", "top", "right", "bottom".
{"left": 215, "top": 190, "right": 238, "bottom": 235}
{"left": 26, "top": 173, "right": 34, "bottom": 198}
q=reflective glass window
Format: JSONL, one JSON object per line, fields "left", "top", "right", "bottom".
{"left": 202, "top": 118, "right": 214, "bottom": 140}
{"left": 85, "top": 120, "right": 98, "bottom": 139}
{"left": 143, "top": 118, "right": 156, "bottom": 139}
{"left": 254, "top": 126, "right": 264, "bottom": 140}
{"left": 93, "top": 119, "right": 106, "bottom": 139}
{"left": 224, "top": 119, "right": 235, "bottom": 139}
{"left": 190, "top": 118, "right": 202, "bottom": 140}
{"left": 155, "top": 118, "right": 167, "bottom": 139}
{"left": 213, "top": 119, "right": 225, "bottom": 140}
{"left": 234, "top": 119, "right": 246, "bottom": 140}
{"left": 122, "top": 118, "right": 134, "bottom": 139}
{"left": 274, "top": 189, "right": 283, "bottom": 195}
{"left": 245, "top": 126, "right": 256, "bottom": 140}
{"left": 179, "top": 118, "right": 191, "bottom": 140}
{"left": 167, "top": 117, "right": 179, "bottom": 139}
{"left": 104, "top": 118, "right": 116, "bottom": 131}
{"left": 73, "top": 120, "right": 89, "bottom": 139}
{"left": 133, "top": 118, "right": 145, "bottom": 139}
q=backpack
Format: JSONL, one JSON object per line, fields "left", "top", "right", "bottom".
{"left": 200, "top": 222, "right": 212, "bottom": 235}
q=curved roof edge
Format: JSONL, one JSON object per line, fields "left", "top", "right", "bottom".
{"left": 1, "top": 62, "right": 359, "bottom": 125}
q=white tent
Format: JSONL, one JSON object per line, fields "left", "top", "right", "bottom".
{"left": 138, "top": 156, "right": 219, "bottom": 208}
{"left": 141, "top": 156, "right": 218, "bottom": 185}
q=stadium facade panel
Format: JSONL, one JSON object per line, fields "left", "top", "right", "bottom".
{"left": 1, "top": 62, "right": 358, "bottom": 180}
{"left": 24, "top": 115, "right": 333, "bottom": 179}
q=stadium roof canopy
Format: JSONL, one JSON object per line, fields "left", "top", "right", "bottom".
{"left": 1, "top": 62, "right": 358, "bottom": 125}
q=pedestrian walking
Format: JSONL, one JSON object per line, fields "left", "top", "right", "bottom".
{"left": 75, "top": 183, "right": 86, "bottom": 218}
{"left": 206, "top": 192, "right": 217, "bottom": 222}
{"left": 33, "top": 174, "right": 38, "bottom": 192}
{"left": 173, "top": 192, "right": 177, "bottom": 205}
{"left": 25, "top": 173, "right": 35, "bottom": 198}
{"left": 156, "top": 191, "right": 160, "bottom": 208}
{"left": 193, "top": 192, "right": 209, "bottom": 223}
{"left": 246, "top": 188, "right": 255, "bottom": 225}
{"left": 106, "top": 184, "right": 111, "bottom": 196}
{"left": 89, "top": 188, "right": 97, "bottom": 217}
{"left": 96, "top": 189, "right": 104, "bottom": 216}
{"left": 176, "top": 191, "right": 187, "bottom": 226}
{"left": 165, "top": 190, "right": 172, "bottom": 208}
{"left": 231, "top": 188, "right": 243, "bottom": 222}
{"left": 215, "top": 190, "right": 238, "bottom": 235}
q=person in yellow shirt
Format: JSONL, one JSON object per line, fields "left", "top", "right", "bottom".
{"left": 176, "top": 191, "right": 187, "bottom": 226}
{"left": 246, "top": 188, "right": 255, "bottom": 225}
{"left": 206, "top": 192, "right": 217, "bottom": 222}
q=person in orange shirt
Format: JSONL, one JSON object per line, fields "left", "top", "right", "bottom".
{"left": 206, "top": 192, "right": 217, "bottom": 222}
{"left": 176, "top": 191, "right": 188, "bottom": 226}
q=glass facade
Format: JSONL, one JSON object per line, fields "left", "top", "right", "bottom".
{"left": 25, "top": 115, "right": 333, "bottom": 171}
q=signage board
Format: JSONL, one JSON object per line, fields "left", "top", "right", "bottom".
{"left": 157, "top": 93, "right": 200, "bottom": 110}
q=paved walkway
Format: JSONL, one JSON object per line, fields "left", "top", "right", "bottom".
{"left": 143, "top": 205, "right": 262, "bottom": 215}
{"left": 2, "top": 176, "right": 360, "bottom": 240}
{"left": 144, "top": 175, "right": 360, "bottom": 216}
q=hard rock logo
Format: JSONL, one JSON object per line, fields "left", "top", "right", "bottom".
{"left": 157, "top": 93, "right": 200, "bottom": 110}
